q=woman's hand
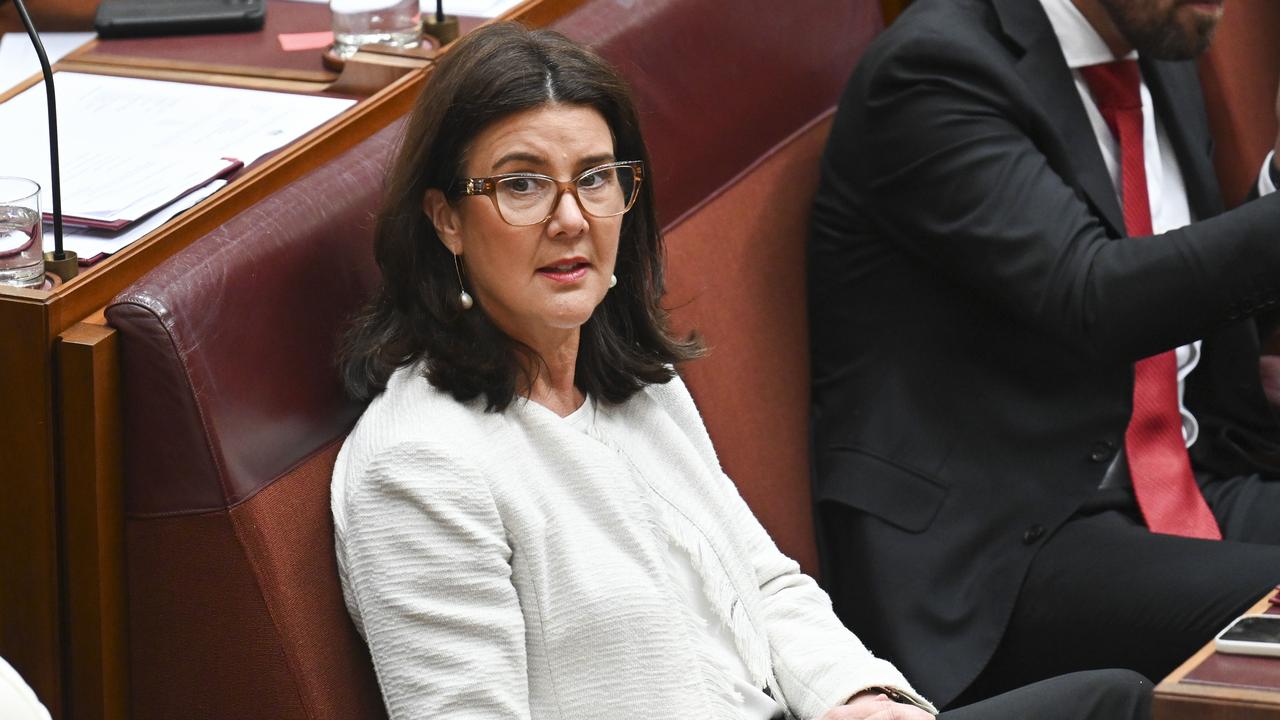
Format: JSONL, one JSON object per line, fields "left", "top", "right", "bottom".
{"left": 818, "top": 690, "right": 935, "bottom": 720}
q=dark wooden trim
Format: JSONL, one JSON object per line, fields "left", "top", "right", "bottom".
{"left": 0, "top": 297, "right": 61, "bottom": 718}
{"left": 57, "top": 323, "right": 126, "bottom": 720}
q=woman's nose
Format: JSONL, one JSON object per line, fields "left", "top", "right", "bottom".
{"left": 546, "top": 189, "right": 589, "bottom": 237}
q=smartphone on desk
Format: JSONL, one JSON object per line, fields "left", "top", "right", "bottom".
{"left": 1214, "top": 615, "right": 1280, "bottom": 658}
{"left": 94, "top": 0, "right": 266, "bottom": 38}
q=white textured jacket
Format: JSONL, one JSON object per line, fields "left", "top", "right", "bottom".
{"left": 332, "top": 365, "right": 933, "bottom": 719}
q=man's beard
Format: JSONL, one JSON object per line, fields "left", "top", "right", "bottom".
{"left": 1099, "top": 0, "right": 1222, "bottom": 60}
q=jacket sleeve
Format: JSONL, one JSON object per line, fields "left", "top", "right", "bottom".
{"left": 724, "top": 474, "right": 937, "bottom": 718}
{"left": 336, "top": 440, "right": 531, "bottom": 720}
{"left": 831, "top": 29, "right": 1280, "bottom": 362}
{"left": 655, "top": 375, "right": 936, "bottom": 717}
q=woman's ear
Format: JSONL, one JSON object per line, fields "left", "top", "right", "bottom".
{"left": 423, "top": 189, "right": 464, "bottom": 255}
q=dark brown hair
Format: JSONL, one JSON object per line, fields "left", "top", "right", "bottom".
{"left": 340, "top": 22, "right": 700, "bottom": 410}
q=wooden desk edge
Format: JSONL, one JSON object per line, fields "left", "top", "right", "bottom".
{"left": 1155, "top": 594, "right": 1280, "bottom": 716}
{"left": 57, "top": 322, "right": 126, "bottom": 720}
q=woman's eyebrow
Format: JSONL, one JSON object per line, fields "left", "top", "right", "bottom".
{"left": 492, "top": 151, "right": 548, "bottom": 171}
{"left": 577, "top": 153, "right": 616, "bottom": 169}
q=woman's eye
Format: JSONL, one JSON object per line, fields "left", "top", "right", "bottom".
{"left": 579, "top": 170, "right": 612, "bottom": 190}
{"left": 509, "top": 177, "right": 535, "bottom": 193}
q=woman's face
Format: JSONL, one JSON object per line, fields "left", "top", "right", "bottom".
{"left": 426, "top": 104, "right": 623, "bottom": 352}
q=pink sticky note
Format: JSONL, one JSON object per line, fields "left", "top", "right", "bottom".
{"left": 278, "top": 31, "right": 335, "bottom": 52}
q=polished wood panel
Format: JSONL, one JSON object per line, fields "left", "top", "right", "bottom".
{"left": 0, "top": 293, "right": 61, "bottom": 718}
{"left": 57, "top": 322, "right": 126, "bottom": 720}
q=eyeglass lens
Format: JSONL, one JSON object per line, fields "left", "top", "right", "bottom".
{"left": 494, "top": 165, "right": 638, "bottom": 225}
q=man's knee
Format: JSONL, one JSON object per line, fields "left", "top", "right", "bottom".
{"left": 1078, "top": 669, "right": 1152, "bottom": 720}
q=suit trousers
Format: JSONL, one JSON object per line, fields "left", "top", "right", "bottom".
{"left": 952, "top": 474, "right": 1280, "bottom": 708}
{"left": 944, "top": 669, "right": 1150, "bottom": 720}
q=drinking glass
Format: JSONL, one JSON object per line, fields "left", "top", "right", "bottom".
{"left": 0, "top": 177, "right": 44, "bottom": 289}
{"left": 329, "top": 0, "right": 422, "bottom": 60}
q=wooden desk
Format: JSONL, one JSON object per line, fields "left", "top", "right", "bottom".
{"left": 1156, "top": 594, "right": 1280, "bottom": 719}
{"left": 0, "top": 1, "right": 579, "bottom": 717}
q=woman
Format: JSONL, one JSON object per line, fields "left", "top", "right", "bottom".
{"left": 333, "top": 21, "right": 1151, "bottom": 720}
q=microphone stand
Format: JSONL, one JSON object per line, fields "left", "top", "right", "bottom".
{"left": 9, "top": 0, "right": 77, "bottom": 281}
{"left": 422, "top": 0, "right": 458, "bottom": 45}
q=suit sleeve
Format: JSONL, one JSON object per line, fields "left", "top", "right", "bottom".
{"left": 337, "top": 441, "right": 531, "bottom": 720}
{"left": 833, "top": 30, "right": 1280, "bottom": 362}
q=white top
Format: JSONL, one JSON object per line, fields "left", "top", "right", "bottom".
{"left": 332, "top": 366, "right": 934, "bottom": 720}
{"left": 1039, "top": 0, "right": 1202, "bottom": 450}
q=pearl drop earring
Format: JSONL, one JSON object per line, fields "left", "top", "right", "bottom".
{"left": 453, "top": 254, "right": 473, "bottom": 310}
{"left": 609, "top": 273, "right": 617, "bottom": 288}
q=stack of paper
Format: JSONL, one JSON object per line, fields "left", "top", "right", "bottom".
{"left": 0, "top": 71, "right": 356, "bottom": 264}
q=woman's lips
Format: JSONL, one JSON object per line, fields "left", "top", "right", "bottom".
{"left": 537, "top": 261, "right": 590, "bottom": 284}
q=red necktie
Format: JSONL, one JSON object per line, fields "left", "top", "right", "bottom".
{"left": 1079, "top": 61, "right": 1221, "bottom": 539}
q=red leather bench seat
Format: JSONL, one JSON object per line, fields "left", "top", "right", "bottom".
{"left": 106, "top": 121, "right": 399, "bottom": 720}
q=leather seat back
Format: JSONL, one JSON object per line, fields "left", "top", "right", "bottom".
{"left": 106, "top": 121, "right": 400, "bottom": 720}
{"left": 554, "top": 0, "right": 884, "bottom": 574}
{"left": 1198, "top": 0, "right": 1280, "bottom": 207}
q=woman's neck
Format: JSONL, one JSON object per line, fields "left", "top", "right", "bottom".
{"left": 522, "top": 330, "right": 585, "bottom": 417}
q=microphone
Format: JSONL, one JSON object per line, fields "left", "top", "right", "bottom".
{"left": 9, "top": 0, "right": 77, "bottom": 281}
{"left": 423, "top": 0, "right": 457, "bottom": 45}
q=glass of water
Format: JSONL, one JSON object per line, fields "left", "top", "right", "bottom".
{"left": 330, "top": 0, "right": 422, "bottom": 60}
{"left": 0, "top": 177, "right": 44, "bottom": 289}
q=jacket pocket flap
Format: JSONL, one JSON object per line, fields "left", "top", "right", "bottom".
{"left": 817, "top": 447, "right": 947, "bottom": 533}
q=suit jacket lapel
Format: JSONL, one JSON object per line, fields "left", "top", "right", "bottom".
{"left": 1141, "top": 58, "right": 1223, "bottom": 220}
{"left": 991, "top": 0, "right": 1126, "bottom": 237}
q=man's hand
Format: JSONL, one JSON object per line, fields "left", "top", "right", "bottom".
{"left": 1259, "top": 355, "right": 1280, "bottom": 407}
{"left": 818, "top": 690, "right": 935, "bottom": 720}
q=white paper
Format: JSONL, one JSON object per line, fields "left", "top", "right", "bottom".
{"left": 0, "top": 32, "right": 95, "bottom": 95}
{"left": 285, "top": 0, "right": 524, "bottom": 18}
{"left": 49, "top": 179, "right": 228, "bottom": 260}
{"left": 0, "top": 72, "right": 356, "bottom": 225}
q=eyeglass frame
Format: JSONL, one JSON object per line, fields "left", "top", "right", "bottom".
{"left": 452, "top": 160, "right": 645, "bottom": 227}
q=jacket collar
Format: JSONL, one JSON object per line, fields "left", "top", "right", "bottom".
{"left": 991, "top": 0, "right": 1127, "bottom": 236}
{"left": 1141, "top": 58, "right": 1221, "bottom": 220}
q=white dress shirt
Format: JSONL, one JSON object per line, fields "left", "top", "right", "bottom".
{"left": 1039, "top": 0, "right": 1203, "bottom": 455}
{"left": 1261, "top": 150, "right": 1278, "bottom": 196}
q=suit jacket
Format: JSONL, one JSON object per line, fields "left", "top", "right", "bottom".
{"left": 808, "top": 0, "right": 1280, "bottom": 706}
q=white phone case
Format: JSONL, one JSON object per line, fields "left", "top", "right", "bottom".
{"left": 1213, "top": 614, "right": 1280, "bottom": 658}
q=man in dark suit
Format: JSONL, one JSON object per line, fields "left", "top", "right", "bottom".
{"left": 809, "top": 0, "right": 1280, "bottom": 708}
